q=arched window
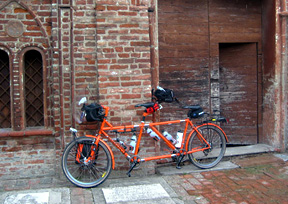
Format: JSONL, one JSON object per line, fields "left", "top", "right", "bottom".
{"left": 24, "top": 50, "right": 44, "bottom": 127}
{"left": 0, "top": 50, "right": 10, "bottom": 128}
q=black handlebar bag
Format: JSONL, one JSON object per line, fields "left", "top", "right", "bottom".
{"left": 81, "top": 103, "right": 104, "bottom": 122}
{"left": 152, "top": 88, "right": 175, "bottom": 103}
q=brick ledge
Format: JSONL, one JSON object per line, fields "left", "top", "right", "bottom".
{"left": 0, "top": 129, "right": 53, "bottom": 137}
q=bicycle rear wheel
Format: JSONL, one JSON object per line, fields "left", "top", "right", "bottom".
{"left": 62, "top": 137, "right": 112, "bottom": 188}
{"left": 187, "top": 125, "right": 226, "bottom": 169}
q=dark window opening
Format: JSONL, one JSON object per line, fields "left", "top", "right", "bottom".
{"left": 0, "top": 50, "right": 10, "bottom": 128}
{"left": 24, "top": 50, "right": 44, "bottom": 127}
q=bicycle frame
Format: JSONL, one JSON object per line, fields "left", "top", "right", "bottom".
{"left": 88, "top": 105, "right": 227, "bottom": 167}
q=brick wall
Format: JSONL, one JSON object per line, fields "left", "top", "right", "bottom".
{"left": 0, "top": 0, "right": 55, "bottom": 191}
{"left": 95, "top": 0, "right": 156, "bottom": 171}
{"left": 96, "top": 0, "right": 152, "bottom": 122}
{"left": 0, "top": 0, "right": 156, "bottom": 190}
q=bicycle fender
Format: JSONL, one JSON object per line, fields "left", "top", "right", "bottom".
{"left": 185, "top": 123, "right": 229, "bottom": 150}
{"left": 80, "top": 136, "right": 115, "bottom": 170}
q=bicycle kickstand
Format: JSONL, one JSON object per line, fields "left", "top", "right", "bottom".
{"left": 176, "top": 153, "right": 185, "bottom": 169}
{"left": 126, "top": 161, "right": 137, "bottom": 177}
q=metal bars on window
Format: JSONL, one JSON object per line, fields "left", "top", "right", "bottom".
{"left": 24, "top": 50, "right": 44, "bottom": 127}
{"left": 0, "top": 50, "right": 10, "bottom": 128}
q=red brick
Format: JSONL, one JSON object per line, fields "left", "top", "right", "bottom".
{"left": 122, "top": 94, "right": 141, "bottom": 99}
{"left": 120, "top": 23, "right": 139, "bottom": 28}
{"left": 118, "top": 11, "right": 138, "bottom": 16}
{"left": 107, "top": 6, "right": 128, "bottom": 10}
{"left": 96, "top": 5, "right": 106, "bottom": 11}
{"left": 14, "top": 8, "right": 27, "bottom": 13}
{"left": 130, "top": 41, "right": 150, "bottom": 46}
{"left": 130, "top": 29, "right": 149, "bottom": 34}
{"left": 110, "top": 65, "right": 129, "bottom": 69}
{"left": 121, "top": 81, "right": 141, "bottom": 86}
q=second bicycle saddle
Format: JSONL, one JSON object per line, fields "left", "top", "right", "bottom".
{"left": 135, "top": 102, "right": 155, "bottom": 108}
{"left": 182, "top": 105, "right": 201, "bottom": 110}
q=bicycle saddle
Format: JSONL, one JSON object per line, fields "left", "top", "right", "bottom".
{"left": 182, "top": 105, "right": 201, "bottom": 110}
{"left": 135, "top": 102, "right": 155, "bottom": 108}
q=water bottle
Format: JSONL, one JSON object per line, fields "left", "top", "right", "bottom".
{"left": 163, "top": 131, "right": 176, "bottom": 144}
{"left": 175, "top": 131, "right": 183, "bottom": 148}
{"left": 147, "top": 128, "right": 160, "bottom": 141}
{"left": 129, "top": 135, "right": 137, "bottom": 153}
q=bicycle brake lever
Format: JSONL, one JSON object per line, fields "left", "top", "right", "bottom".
{"left": 70, "top": 127, "right": 77, "bottom": 133}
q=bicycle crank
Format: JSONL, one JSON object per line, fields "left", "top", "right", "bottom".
{"left": 175, "top": 149, "right": 186, "bottom": 169}
{"left": 126, "top": 156, "right": 141, "bottom": 177}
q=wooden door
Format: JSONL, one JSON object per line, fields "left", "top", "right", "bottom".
{"left": 219, "top": 43, "right": 258, "bottom": 144}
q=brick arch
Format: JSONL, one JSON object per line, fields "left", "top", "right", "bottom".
{"left": 18, "top": 46, "right": 47, "bottom": 73}
{"left": 0, "top": 0, "right": 50, "bottom": 47}
{"left": 0, "top": 44, "right": 12, "bottom": 55}
{"left": 17, "top": 43, "right": 49, "bottom": 59}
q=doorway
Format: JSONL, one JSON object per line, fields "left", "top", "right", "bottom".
{"left": 219, "top": 43, "right": 259, "bottom": 144}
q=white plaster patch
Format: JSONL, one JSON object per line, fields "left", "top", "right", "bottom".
{"left": 4, "top": 192, "right": 49, "bottom": 204}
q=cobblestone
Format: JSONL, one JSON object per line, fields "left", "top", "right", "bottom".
{"left": 0, "top": 153, "right": 288, "bottom": 204}
{"left": 161, "top": 154, "right": 288, "bottom": 204}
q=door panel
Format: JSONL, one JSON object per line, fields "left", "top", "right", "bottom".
{"left": 219, "top": 43, "right": 258, "bottom": 144}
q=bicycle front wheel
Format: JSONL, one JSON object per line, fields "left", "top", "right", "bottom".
{"left": 187, "top": 125, "right": 226, "bottom": 169}
{"left": 61, "top": 137, "right": 112, "bottom": 188}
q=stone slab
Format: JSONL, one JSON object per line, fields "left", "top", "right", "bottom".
{"left": 274, "top": 153, "right": 288, "bottom": 162}
{"left": 224, "top": 144, "right": 275, "bottom": 157}
{"left": 92, "top": 176, "right": 179, "bottom": 204}
{"left": 156, "top": 161, "right": 239, "bottom": 176}
{"left": 102, "top": 183, "right": 170, "bottom": 203}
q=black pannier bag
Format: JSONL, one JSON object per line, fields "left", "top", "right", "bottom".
{"left": 75, "top": 140, "right": 99, "bottom": 164}
{"left": 187, "top": 107, "right": 204, "bottom": 119}
{"left": 82, "top": 103, "right": 105, "bottom": 122}
{"left": 153, "top": 87, "right": 177, "bottom": 103}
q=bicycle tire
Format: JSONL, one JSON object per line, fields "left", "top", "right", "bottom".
{"left": 61, "top": 137, "right": 112, "bottom": 188}
{"left": 187, "top": 124, "right": 226, "bottom": 169}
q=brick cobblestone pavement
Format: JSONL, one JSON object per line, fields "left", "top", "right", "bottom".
{"left": 161, "top": 154, "right": 288, "bottom": 204}
{"left": 1, "top": 153, "right": 288, "bottom": 204}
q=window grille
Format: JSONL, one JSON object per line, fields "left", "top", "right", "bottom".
{"left": 0, "top": 50, "right": 11, "bottom": 128}
{"left": 24, "top": 50, "right": 44, "bottom": 127}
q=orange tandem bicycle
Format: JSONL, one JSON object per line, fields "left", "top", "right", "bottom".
{"left": 61, "top": 90, "right": 228, "bottom": 188}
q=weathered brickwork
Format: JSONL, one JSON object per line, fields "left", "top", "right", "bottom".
{"left": 94, "top": 0, "right": 157, "bottom": 170}
{"left": 0, "top": 0, "right": 55, "bottom": 191}
{"left": 96, "top": 0, "right": 152, "bottom": 122}
{"left": 0, "top": 0, "right": 156, "bottom": 190}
